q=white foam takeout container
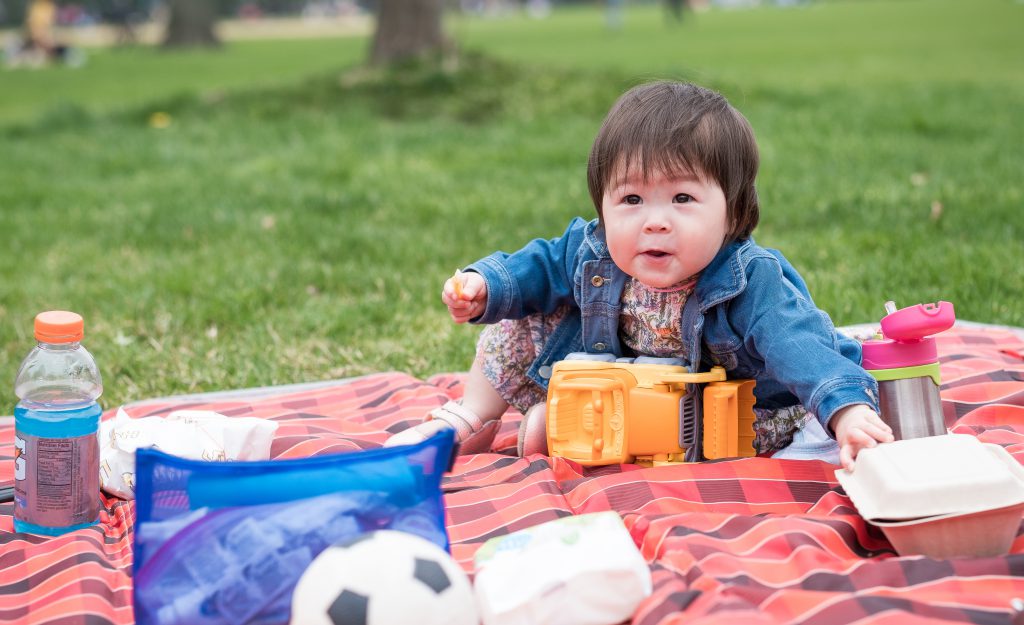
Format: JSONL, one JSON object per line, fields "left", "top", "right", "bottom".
{"left": 835, "top": 434, "right": 1024, "bottom": 558}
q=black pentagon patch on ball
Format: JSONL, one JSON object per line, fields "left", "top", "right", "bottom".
{"left": 413, "top": 557, "right": 452, "bottom": 594}
{"left": 328, "top": 589, "right": 369, "bottom": 625}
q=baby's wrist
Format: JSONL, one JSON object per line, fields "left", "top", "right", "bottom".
{"left": 828, "top": 404, "right": 866, "bottom": 437}
{"left": 827, "top": 411, "right": 845, "bottom": 439}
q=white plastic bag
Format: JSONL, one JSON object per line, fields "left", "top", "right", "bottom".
{"left": 473, "top": 511, "right": 652, "bottom": 625}
{"left": 99, "top": 408, "right": 279, "bottom": 499}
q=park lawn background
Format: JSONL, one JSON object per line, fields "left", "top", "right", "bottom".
{"left": 1, "top": 0, "right": 1021, "bottom": 410}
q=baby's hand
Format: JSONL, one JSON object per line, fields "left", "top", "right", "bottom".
{"left": 443, "top": 270, "right": 487, "bottom": 323}
{"left": 829, "top": 404, "right": 894, "bottom": 471}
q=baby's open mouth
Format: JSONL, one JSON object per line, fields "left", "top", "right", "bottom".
{"left": 643, "top": 250, "right": 669, "bottom": 258}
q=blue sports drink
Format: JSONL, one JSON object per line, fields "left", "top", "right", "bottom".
{"left": 13, "top": 311, "right": 103, "bottom": 536}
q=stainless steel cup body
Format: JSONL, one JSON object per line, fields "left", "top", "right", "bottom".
{"left": 876, "top": 376, "right": 945, "bottom": 440}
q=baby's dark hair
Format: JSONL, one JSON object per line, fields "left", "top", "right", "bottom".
{"left": 587, "top": 81, "right": 760, "bottom": 241}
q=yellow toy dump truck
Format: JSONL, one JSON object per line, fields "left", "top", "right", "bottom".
{"left": 545, "top": 356, "right": 757, "bottom": 466}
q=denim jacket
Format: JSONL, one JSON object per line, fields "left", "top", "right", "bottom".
{"left": 466, "top": 217, "right": 879, "bottom": 431}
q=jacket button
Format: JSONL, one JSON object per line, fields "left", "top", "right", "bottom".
{"left": 591, "top": 276, "right": 604, "bottom": 287}
{"left": 592, "top": 342, "right": 607, "bottom": 351}
{"left": 538, "top": 365, "right": 552, "bottom": 379}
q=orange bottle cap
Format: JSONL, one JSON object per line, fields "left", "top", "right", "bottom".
{"left": 34, "top": 310, "right": 84, "bottom": 343}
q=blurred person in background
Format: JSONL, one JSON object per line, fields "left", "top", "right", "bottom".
{"left": 25, "top": 0, "right": 58, "bottom": 58}
{"left": 5, "top": 0, "right": 83, "bottom": 67}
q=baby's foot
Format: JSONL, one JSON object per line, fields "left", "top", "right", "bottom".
{"left": 517, "top": 402, "right": 548, "bottom": 457}
{"left": 385, "top": 400, "right": 500, "bottom": 455}
{"left": 385, "top": 419, "right": 457, "bottom": 448}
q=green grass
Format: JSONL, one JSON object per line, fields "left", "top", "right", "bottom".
{"left": 1, "top": 0, "right": 1022, "bottom": 411}
{"left": 0, "top": 37, "right": 367, "bottom": 124}
{"left": 453, "top": 0, "right": 1024, "bottom": 88}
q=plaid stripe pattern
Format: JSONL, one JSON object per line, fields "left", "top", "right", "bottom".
{"left": 1, "top": 324, "right": 1023, "bottom": 624}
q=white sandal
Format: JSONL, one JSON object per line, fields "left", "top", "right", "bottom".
{"left": 385, "top": 400, "right": 501, "bottom": 455}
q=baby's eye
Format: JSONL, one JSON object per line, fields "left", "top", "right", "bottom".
{"left": 674, "top": 193, "right": 694, "bottom": 204}
{"left": 624, "top": 195, "right": 642, "bottom": 205}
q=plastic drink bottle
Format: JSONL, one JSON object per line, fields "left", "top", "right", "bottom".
{"left": 13, "top": 311, "right": 103, "bottom": 535}
{"left": 861, "top": 301, "right": 955, "bottom": 440}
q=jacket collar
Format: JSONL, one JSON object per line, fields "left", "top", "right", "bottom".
{"left": 693, "top": 238, "right": 753, "bottom": 311}
{"left": 584, "top": 219, "right": 610, "bottom": 258}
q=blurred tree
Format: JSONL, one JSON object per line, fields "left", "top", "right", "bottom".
{"left": 0, "top": 0, "right": 26, "bottom": 28}
{"left": 369, "top": 0, "right": 447, "bottom": 65}
{"left": 664, "top": 0, "right": 688, "bottom": 22}
{"left": 163, "top": 0, "right": 220, "bottom": 48}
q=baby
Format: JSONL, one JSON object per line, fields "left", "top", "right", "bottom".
{"left": 389, "top": 81, "right": 892, "bottom": 470}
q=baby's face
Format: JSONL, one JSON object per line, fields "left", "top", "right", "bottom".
{"left": 602, "top": 167, "right": 729, "bottom": 289}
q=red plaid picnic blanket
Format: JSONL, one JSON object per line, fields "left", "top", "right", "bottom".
{"left": 2, "top": 324, "right": 1023, "bottom": 625}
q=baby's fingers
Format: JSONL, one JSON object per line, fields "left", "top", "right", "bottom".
{"left": 840, "top": 427, "right": 883, "bottom": 471}
{"left": 839, "top": 443, "right": 855, "bottom": 472}
{"left": 441, "top": 271, "right": 486, "bottom": 324}
{"left": 449, "top": 311, "right": 474, "bottom": 324}
{"left": 861, "top": 421, "right": 895, "bottom": 444}
{"left": 450, "top": 305, "right": 484, "bottom": 324}
{"left": 446, "top": 298, "right": 484, "bottom": 324}
{"left": 442, "top": 278, "right": 466, "bottom": 305}
{"left": 457, "top": 272, "right": 486, "bottom": 302}
{"left": 865, "top": 412, "right": 894, "bottom": 438}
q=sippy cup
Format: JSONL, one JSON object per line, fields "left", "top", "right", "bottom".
{"left": 861, "top": 301, "right": 955, "bottom": 440}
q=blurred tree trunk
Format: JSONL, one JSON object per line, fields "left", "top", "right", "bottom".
{"left": 369, "top": 0, "right": 446, "bottom": 66}
{"left": 163, "top": 0, "right": 220, "bottom": 48}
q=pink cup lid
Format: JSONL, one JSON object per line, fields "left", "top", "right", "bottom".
{"left": 880, "top": 301, "right": 955, "bottom": 342}
{"left": 862, "top": 336, "right": 938, "bottom": 370}
{"left": 862, "top": 301, "right": 956, "bottom": 370}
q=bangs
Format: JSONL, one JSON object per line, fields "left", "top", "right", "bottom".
{"left": 604, "top": 137, "right": 707, "bottom": 192}
{"left": 596, "top": 104, "right": 730, "bottom": 194}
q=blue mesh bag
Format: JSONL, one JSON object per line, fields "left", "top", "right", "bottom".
{"left": 132, "top": 429, "right": 455, "bottom": 625}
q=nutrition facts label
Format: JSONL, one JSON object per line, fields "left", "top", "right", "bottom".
{"left": 38, "top": 439, "right": 75, "bottom": 492}
{"left": 14, "top": 431, "right": 99, "bottom": 526}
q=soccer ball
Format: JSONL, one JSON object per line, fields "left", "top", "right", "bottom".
{"left": 290, "top": 530, "right": 479, "bottom": 625}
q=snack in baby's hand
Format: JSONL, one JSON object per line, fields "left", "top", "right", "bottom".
{"left": 452, "top": 268, "right": 465, "bottom": 300}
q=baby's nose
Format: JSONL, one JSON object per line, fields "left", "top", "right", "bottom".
{"left": 643, "top": 211, "right": 671, "bottom": 232}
